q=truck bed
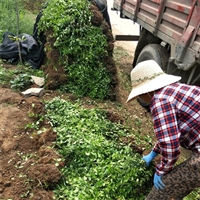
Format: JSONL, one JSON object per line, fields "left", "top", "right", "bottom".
{"left": 113, "top": 0, "right": 200, "bottom": 71}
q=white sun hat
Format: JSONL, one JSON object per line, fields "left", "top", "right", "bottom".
{"left": 127, "top": 60, "right": 181, "bottom": 102}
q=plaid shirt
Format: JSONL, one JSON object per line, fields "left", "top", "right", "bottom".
{"left": 150, "top": 82, "right": 200, "bottom": 175}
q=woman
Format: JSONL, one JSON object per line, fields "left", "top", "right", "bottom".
{"left": 127, "top": 60, "right": 200, "bottom": 200}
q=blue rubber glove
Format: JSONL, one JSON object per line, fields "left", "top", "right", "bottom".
{"left": 154, "top": 173, "right": 165, "bottom": 190}
{"left": 142, "top": 150, "right": 158, "bottom": 167}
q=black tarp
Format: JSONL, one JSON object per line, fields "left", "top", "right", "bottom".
{"left": 0, "top": 12, "right": 45, "bottom": 69}
{"left": 90, "top": 0, "right": 112, "bottom": 29}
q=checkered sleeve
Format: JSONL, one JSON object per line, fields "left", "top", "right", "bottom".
{"left": 151, "top": 98, "right": 181, "bottom": 175}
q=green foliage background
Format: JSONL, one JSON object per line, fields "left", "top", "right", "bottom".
{"left": 0, "top": 0, "right": 36, "bottom": 36}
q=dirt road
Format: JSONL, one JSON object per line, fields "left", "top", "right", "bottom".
{"left": 107, "top": 0, "right": 139, "bottom": 56}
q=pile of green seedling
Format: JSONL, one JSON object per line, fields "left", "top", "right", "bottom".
{"left": 38, "top": 0, "right": 112, "bottom": 100}
{"left": 45, "top": 98, "right": 154, "bottom": 200}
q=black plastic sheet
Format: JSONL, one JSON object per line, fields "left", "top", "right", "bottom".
{"left": 0, "top": 12, "right": 45, "bottom": 69}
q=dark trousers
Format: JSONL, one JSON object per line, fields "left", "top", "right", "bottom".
{"left": 146, "top": 152, "right": 200, "bottom": 200}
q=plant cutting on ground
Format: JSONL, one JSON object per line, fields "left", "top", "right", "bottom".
{"left": 45, "top": 98, "right": 154, "bottom": 200}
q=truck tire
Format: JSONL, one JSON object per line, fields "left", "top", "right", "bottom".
{"left": 132, "top": 29, "right": 162, "bottom": 67}
{"left": 135, "top": 44, "right": 169, "bottom": 110}
{"left": 136, "top": 43, "right": 169, "bottom": 71}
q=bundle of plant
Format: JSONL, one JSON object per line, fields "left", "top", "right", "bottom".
{"left": 38, "top": 0, "right": 117, "bottom": 100}
{"left": 45, "top": 98, "right": 154, "bottom": 200}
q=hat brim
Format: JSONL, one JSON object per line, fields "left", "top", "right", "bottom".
{"left": 126, "top": 73, "right": 181, "bottom": 103}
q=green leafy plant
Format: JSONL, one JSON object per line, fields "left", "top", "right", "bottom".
{"left": 10, "top": 73, "right": 32, "bottom": 91}
{"left": 0, "top": 64, "right": 44, "bottom": 91}
{"left": 184, "top": 188, "right": 200, "bottom": 200}
{"left": 38, "top": 0, "right": 112, "bottom": 99}
{"left": 8, "top": 34, "right": 26, "bottom": 64}
{"left": 45, "top": 98, "right": 154, "bottom": 199}
{"left": 0, "top": 66, "right": 16, "bottom": 86}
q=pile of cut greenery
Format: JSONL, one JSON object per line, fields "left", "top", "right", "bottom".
{"left": 45, "top": 98, "right": 154, "bottom": 199}
{"left": 38, "top": 0, "right": 117, "bottom": 100}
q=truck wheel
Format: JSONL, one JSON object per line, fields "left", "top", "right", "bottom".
{"left": 135, "top": 44, "right": 169, "bottom": 110}
{"left": 132, "top": 29, "right": 162, "bottom": 67}
{"left": 136, "top": 43, "right": 169, "bottom": 70}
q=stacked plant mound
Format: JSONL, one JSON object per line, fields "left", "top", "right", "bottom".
{"left": 38, "top": 0, "right": 117, "bottom": 100}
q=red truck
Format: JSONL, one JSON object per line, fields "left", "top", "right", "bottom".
{"left": 112, "top": 0, "right": 200, "bottom": 86}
